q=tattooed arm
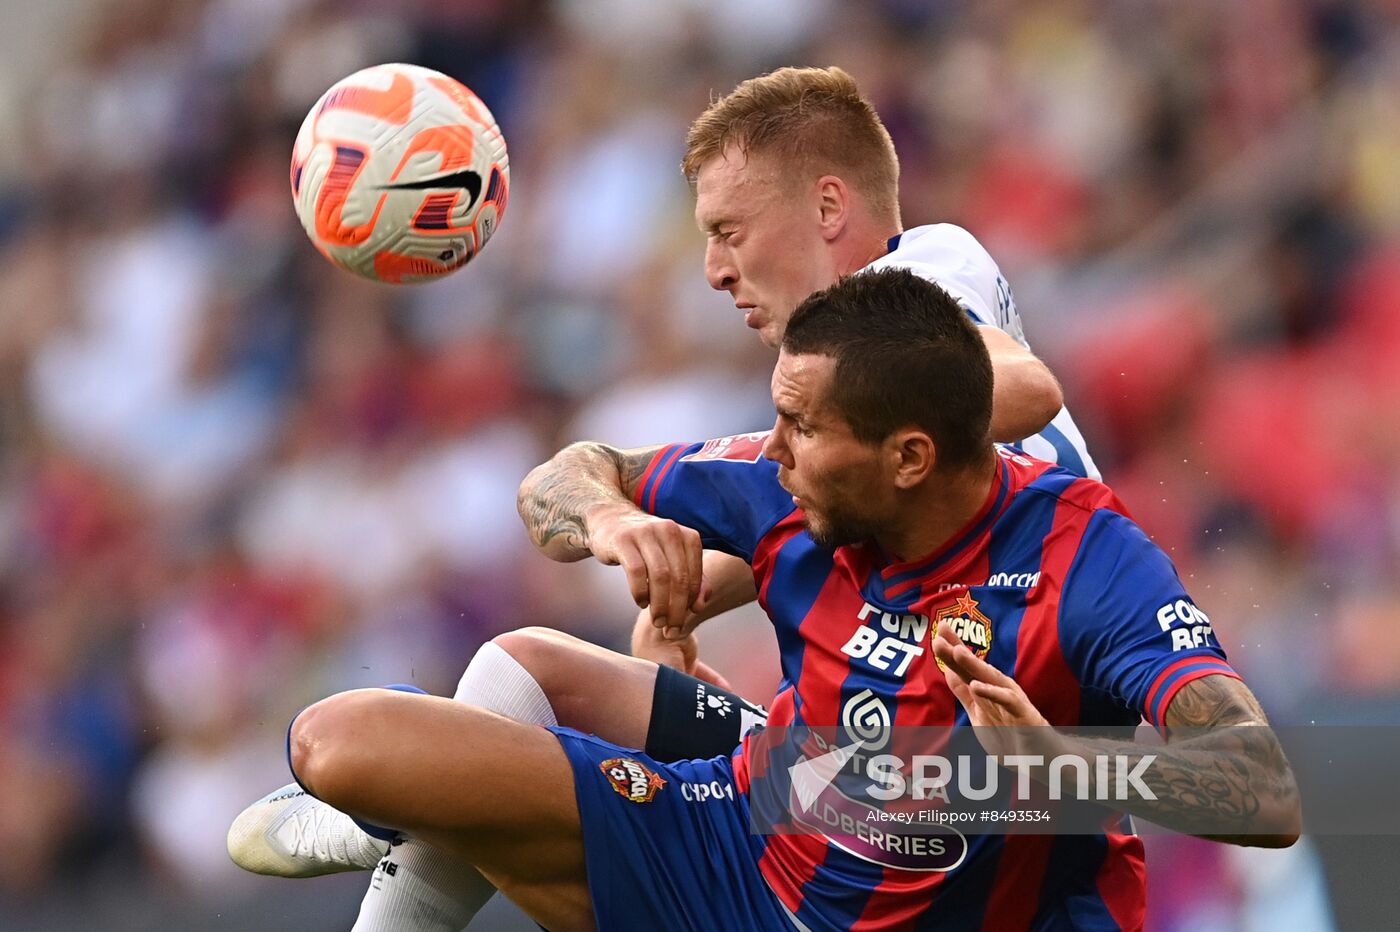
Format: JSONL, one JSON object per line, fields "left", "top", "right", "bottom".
{"left": 1150, "top": 675, "right": 1300, "bottom": 844}
{"left": 517, "top": 442, "right": 659, "bottom": 561}
{"left": 934, "top": 622, "right": 1302, "bottom": 847}
{"left": 1064, "top": 675, "right": 1300, "bottom": 846}
{"left": 518, "top": 442, "right": 703, "bottom": 629}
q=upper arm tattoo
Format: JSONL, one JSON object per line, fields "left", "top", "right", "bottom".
{"left": 1163, "top": 674, "right": 1269, "bottom": 732}
{"left": 604, "top": 443, "right": 663, "bottom": 502}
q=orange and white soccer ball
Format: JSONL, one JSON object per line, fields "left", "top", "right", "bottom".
{"left": 290, "top": 63, "right": 509, "bottom": 284}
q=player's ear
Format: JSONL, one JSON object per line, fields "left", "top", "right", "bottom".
{"left": 889, "top": 429, "right": 935, "bottom": 490}
{"left": 815, "top": 175, "right": 849, "bottom": 241}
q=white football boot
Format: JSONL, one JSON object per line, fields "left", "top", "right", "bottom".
{"left": 227, "top": 783, "right": 390, "bottom": 877}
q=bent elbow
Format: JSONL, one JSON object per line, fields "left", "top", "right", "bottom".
{"left": 992, "top": 364, "right": 1065, "bottom": 442}
{"left": 1271, "top": 767, "right": 1304, "bottom": 846}
{"left": 1269, "top": 794, "right": 1304, "bottom": 848}
{"left": 1030, "top": 368, "right": 1064, "bottom": 427}
{"left": 1245, "top": 784, "right": 1304, "bottom": 848}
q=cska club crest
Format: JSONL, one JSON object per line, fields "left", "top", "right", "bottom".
{"left": 934, "top": 593, "right": 993, "bottom": 668}
{"left": 600, "top": 757, "right": 666, "bottom": 804}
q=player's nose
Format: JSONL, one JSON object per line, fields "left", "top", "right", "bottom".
{"left": 705, "top": 242, "right": 738, "bottom": 292}
{"left": 762, "top": 428, "right": 792, "bottom": 468}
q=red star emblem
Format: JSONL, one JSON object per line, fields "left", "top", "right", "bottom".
{"left": 952, "top": 593, "right": 980, "bottom": 617}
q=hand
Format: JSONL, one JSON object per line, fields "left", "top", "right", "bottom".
{"left": 932, "top": 619, "right": 1051, "bottom": 757}
{"left": 651, "top": 576, "right": 716, "bottom": 641}
{"left": 585, "top": 502, "right": 703, "bottom": 631}
{"left": 647, "top": 550, "right": 757, "bottom": 639}
{"left": 630, "top": 608, "right": 734, "bottom": 691}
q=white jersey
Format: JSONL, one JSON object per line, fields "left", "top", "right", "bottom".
{"left": 865, "top": 223, "right": 1100, "bottom": 480}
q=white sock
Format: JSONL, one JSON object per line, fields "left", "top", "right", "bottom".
{"left": 352, "top": 642, "right": 558, "bottom": 931}
{"left": 451, "top": 641, "right": 558, "bottom": 729}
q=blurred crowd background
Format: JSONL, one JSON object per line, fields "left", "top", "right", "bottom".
{"left": 2, "top": 0, "right": 1398, "bottom": 928}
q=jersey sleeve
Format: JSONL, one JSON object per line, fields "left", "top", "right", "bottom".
{"left": 630, "top": 432, "right": 796, "bottom": 562}
{"left": 1056, "top": 508, "right": 1240, "bottom": 727}
{"left": 870, "top": 224, "right": 1026, "bottom": 344}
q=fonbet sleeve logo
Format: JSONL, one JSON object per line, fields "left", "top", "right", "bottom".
{"left": 600, "top": 757, "right": 666, "bottom": 804}
{"left": 1156, "top": 598, "right": 1215, "bottom": 651}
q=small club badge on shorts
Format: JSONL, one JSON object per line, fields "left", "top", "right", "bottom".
{"left": 600, "top": 757, "right": 666, "bottom": 803}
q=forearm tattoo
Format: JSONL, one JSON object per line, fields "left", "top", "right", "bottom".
{"left": 517, "top": 442, "right": 660, "bottom": 558}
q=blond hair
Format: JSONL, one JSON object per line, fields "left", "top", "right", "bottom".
{"left": 682, "top": 66, "right": 900, "bottom": 222}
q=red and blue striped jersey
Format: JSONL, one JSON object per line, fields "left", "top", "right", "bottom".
{"left": 633, "top": 436, "right": 1238, "bottom": 931}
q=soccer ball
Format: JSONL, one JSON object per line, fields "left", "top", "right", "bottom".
{"left": 290, "top": 63, "right": 509, "bottom": 284}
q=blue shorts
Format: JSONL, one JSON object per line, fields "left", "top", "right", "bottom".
{"left": 548, "top": 726, "right": 796, "bottom": 932}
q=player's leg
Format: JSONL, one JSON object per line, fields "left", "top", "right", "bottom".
{"left": 348, "top": 630, "right": 660, "bottom": 931}
{"left": 345, "top": 638, "right": 566, "bottom": 932}
{"left": 492, "top": 625, "right": 768, "bottom": 757}
{"left": 231, "top": 628, "right": 769, "bottom": 930}
{"left": 232, "top": 627, "right": 761, "bottom": 860}
{"left": 492, "top": 626, "right": 658, "bottom": 746}
{"left": 289, "top": 686, "right": 593, "bottom": 932}
{"left": 350, "top": 628, "right": 766, "bottom": 931}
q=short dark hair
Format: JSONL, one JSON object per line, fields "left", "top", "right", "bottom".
{"left": 781, "top": 268, "right": 993, "bottom": 471}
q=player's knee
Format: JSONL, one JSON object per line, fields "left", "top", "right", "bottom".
{"left": 288, "top": 689, "right": 383, "bottom": 806}
{"left": 491, "top": 626, "right": 576, "bottom": 690}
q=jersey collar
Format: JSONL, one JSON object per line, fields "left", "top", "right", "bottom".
{"left": 861, "top": 456, "right": 1011, "bottom": 604}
